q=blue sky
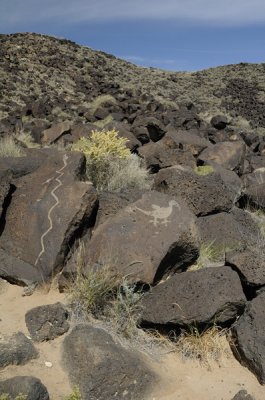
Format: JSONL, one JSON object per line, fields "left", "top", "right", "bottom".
{"left": 1, "top": 0, "right": 265, "bottom": 71}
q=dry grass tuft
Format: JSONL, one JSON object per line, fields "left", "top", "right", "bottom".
{"left": 174, "top": 325, "right": 229, "bottom": 365}
{"left": 15, "top": 130, "right": 40, "bottom": 148}
{"left": 106, "top": 154, "right": 152, "bottom": 192}
{"left": 0, "top": 136, "right": 25, "bottom": 158}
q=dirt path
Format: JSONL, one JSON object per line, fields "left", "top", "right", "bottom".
{"left": 1, "top": 278, "right": 265, "bottom": 400}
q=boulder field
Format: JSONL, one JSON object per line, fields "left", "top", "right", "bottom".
{"left": 1, "top": 32, "right": 265, "bottom": 400}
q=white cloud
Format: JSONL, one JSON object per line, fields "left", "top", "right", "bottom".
{"left": 1, "top": 0, "right": 265, "bottom": 28}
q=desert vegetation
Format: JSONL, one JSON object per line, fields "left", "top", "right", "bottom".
{"left": 71, "top": 129, "right": 151, "bottom": 191}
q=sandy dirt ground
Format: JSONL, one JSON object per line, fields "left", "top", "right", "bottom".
{"left": 0, "top": 278, "right": 265, "bottom": 400}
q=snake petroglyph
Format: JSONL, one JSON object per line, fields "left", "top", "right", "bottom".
{"left": 34, "top": 154, "right": 69, "bottom": 266}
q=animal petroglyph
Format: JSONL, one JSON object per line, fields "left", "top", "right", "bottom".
{"left": 134, "top": 200, "right": 180, "bottom": 227}
{"left": 35, "top": 154, "right": 68, "bottom": 266}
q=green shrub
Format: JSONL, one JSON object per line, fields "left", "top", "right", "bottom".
{"left": 89, "top": 95, "right": 117, "bottom": 114}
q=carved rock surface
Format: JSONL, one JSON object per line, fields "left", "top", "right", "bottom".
{"left": 84, "top": 191, "right": 199, "bottom": 284}
{"left": 0, "top": 149, "right": 98, "bottom": 284}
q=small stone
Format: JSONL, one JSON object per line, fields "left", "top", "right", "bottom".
{"left": 45, "top": 361, "right": 53, "bottom": 368}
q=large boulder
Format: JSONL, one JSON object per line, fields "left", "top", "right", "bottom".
{"left": 140, "top": 267, "right": 246, "bottom": 327}
{"left": 132, "top": 116, "right": 166, "bottom": 142}
{"left": 62, "top": 324, "right": 156, "bottom": 400}
{"left": 165, "top": 129, "right": 212, "bottom": 156}
{"left": 154, "top": 165, "right": 236, "bottom": 216}
{"left": 25, "top": 302, "right": 70, "bottom": 342}
{"left": 0, "top": 149, "right": 98, "bottom": 285}
{"left": 226, "top": 248, "right": 265, "bottom": 288}
{"left": 198, "top": 141, "right": 246, "bottom": 173}
{"left": 83, "top": 191, "right": 199, "bottom": 284}
{"left": 232, "top": 292, "right": 265, "bottom": 384}
{"left": 138, "top": 139, "right": 196, "bottom": 172}
{"left": 0, "top": 332, "right": 38, "bottom": 368}
{"left": 41, "top": 121, "right": 72, "bottom": 145}
{"left": 0, "top": 376, "right": 49, "bottom": 400}
{"left": 197, "top": 208, "right": 260, "bottom": 249}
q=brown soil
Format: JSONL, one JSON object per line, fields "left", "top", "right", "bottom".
{"left": 0, "top": 278, "right": 265, "bottom": 400}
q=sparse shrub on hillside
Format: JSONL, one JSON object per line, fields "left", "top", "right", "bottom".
{"left": 93, "top": 115, "right": 114, "bottom": 128}
{"left": 89, "top": 94, "right": 117, "bottom": 114}
{"left": 0, "top": 136, "right": 25, "bottom": 158}
{"left": 71, "top": 129, "right": 151, "bottom": 191}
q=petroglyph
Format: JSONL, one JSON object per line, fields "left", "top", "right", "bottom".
{"left": 134, "top": 200, "right": 180, "bottom": 227}
{"left": 35, "top": 154, "right": 68, "bottom": 266}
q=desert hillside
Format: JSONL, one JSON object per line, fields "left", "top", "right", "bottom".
{"left": 0, "top": 32, "right": 265, "bottom": 400}
{"left": 1, "top": 32, "right": 265, "bottom": 135}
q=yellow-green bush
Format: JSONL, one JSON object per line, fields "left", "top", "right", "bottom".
{"left": 71, "top": 129, "right": 151, "bottom": 191}
{"left": 72, "top": 129, "right": 130, "bottom": 161}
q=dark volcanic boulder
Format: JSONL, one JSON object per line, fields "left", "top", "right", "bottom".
{"left": 62, "top": 324, "right": 155, "bottom": 400}
{"left": 132, "top": 116, "right": 166, "bottom": 142}
{"left": 165, "top": 129, "right": 212, "bottom": 156}
{"left": 0, "top": 169, "right": 12, "bottom": 222}
{"left": 41, "top": 121, "right": 72, "bottom": 145}
{"left": 211, "top": 115, "right": 229, "bottom": 130}
{"left": 244, "top": 184, "right": 265, "bottom": 209}
{"left": 198, "top": 141, "right": 246, "bottom": 173}
{"left": 232, "top": 292, "right": 265, "bottom": 384}
{"left": 140, "top": 267, "right": 246, "bottom": 327}
{"left": 84, "top": 191, "right": 199, "bottom": 284}
{"left": 0, "top": 376, "right": 49, "bottom": 400}
{"left": 138, "top": 140, "right": 196, "bottom": 172}
{"left": 197, "top": 208, "right": 260, "bottom": 249}
{"left": 0, "top": 332, "right": 38, "bottom": 368}
{"left": 0, "top": 149, "right": 98, "bottom": 285}
{"left": 226, "top": 248, "right": 265, "bottom": 287}
{"left": 154, "top": 165, "right": 236, "bottom": 216}
{"left": 25, "top": 302, "right": 70, "bottom": 342}
{"left": 231, "top": 390, "right": 255, "bottom": 400}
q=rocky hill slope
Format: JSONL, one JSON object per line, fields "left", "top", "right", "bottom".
{"left": 0, "top": 32, "right": 265, "bottom": 400}
{"left": 1, "top": 32, "right": 265, "bottom": 136}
